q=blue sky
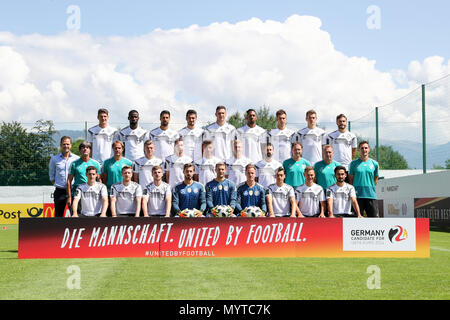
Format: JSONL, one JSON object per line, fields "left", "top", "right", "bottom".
{"left": 0, "top": 0, "right": 448, "bottom": 72}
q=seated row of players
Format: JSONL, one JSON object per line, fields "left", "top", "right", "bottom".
{"left": 70, "top": 161, "right": 361, "bottom": 218}
{"left": 50, "top": 105, "right": 377, "bottom": 218}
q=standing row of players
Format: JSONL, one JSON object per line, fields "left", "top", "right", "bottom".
{"left": 49, "top": 106, "right": 379, "bottom": 218}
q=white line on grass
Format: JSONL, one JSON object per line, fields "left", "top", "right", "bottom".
{"left": 430, "top": 246, "right": 450, "bottom": 252}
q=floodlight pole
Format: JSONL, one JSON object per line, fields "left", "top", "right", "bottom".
{"left": 422, "top": 84, "right": 427, "bottom": 174}
{"left": 375, "top": 107, "right": 379, "bottom": 163}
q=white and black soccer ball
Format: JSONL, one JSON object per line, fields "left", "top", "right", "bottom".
{"left": 179, "top": 208, "right": 202, "bottom": 218}
{"left": 211, "top": 205, "right": 233, "bottom": 217}
{"left": 241, "top": 206, "right": 265, "bottom": 217}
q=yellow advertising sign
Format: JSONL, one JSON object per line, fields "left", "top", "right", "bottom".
{"left": 0, "top": 203, "right": 53, "bottom": 224}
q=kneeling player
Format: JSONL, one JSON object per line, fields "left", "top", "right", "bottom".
{"left": 327, "top": 166, "right": 362, "bottom": 218}
{"left": 266, "top": 167, "right": 296, "bottom": 217}
{"left": 72, "top": 166, "right": 108, "bottom": 217}
{"left": 172, "top": 163, "right": 206, "bottom": 217}
{"left": 110, "top": 166, "right": 143, "bottom": 217}
{"left": 142, "top": 165, "right": 172, "bottom": 217}
{"left": 205, "top": 162, "right": 237, "bottom": 217}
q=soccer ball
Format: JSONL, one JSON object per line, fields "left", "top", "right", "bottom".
{"left": 240, "top": 206, "right": 265, "bottom": 217}
{"left": 211, "top": 205, "right": 234, "bottom": 217}
{"left": 178, "top": 208, "right": 203, "bottom": 218}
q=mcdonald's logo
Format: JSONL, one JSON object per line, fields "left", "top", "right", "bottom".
{"left": 43, "top": 203, "right": 55, "bottom": 218}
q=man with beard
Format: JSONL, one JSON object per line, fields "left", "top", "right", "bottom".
{"left": 236, "top": 109, "right": 267, "bottom": 164}
{"left": 172, "top": 163, "right": 206, "bottom": 217}
{"left": 150, "top": 110, "right": 180, "bottom": 162}
{"left": 327, "top": 166, "right": 362, "bottom": 218}
{"left": 255, "top": 143, "right": 282, "bottom": 189}
{"left": 324, "top": 114, "right": 357, "bottom": 170}
{"left": 118, "top": 110, "right": 149, "bottom": 162}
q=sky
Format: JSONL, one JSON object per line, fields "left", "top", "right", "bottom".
{"left": 0, "top": 0, "right": 449, "bottom": 134}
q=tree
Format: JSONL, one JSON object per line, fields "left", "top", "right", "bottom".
{"left": 369, "top": 145, "right": 409, "bottom": 169}
{"left": 354, "top": 137, "right": 409, "bottom": 169}
{"left": 0, "top": 120, "right": 58, "bottom": 185}
{"left": 227, "top": 105, "right": 277, "bottom": 130}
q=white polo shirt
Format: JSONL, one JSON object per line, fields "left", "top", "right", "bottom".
{"left": 87, "top": 124, "right": 119, "bottom": 164}
{"left": 150, "top": 127, "right": 180, "bottom": 163}
{"left": 110, "top": 181, "right": 143, "bottom": 215}
{"left": 266, "top": 183, "right": 295, "bottom": 216}
{"left": 118, "top": 126, "right": 149, "bottom": 162}
{"left": 203, "top": 122, "right": 236, "bottom": 161}
{"left": 165, "top": 154, "right": 194, "bottom": 189}
{"left": 236, "top": 124, "right": 267, "bottom": 163}
{"left": 326, "top": 182, "right": 356, "bottom": 215}
{"left": 295, "top": 183, "right": 325, "bottom": 216}
{"left": 74, "top": 182, "right": 108, "bottom": 216}
{"left": 143, "top": 182, "right": 171, "bottom": 216}
{"left": 225, "top": 156, "right": 252, "bottom": 186}
{"left": 255, "top": 159, "right": 283, "bottom": 189}
{"left": 178, "top": 126, "right": 204, "bottom": 162}
{"left": 292, "top": 127, "right": 326, "bottom": 165}
{"left": 133, "top": 156, "right": 164, "bottom": 190}
{"left": 267, "top": 127, "right": 296, "bottom": 162}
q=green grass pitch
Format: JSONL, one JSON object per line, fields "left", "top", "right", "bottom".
{"left": 1, "top": 224, "right": 449, "bottom": 300}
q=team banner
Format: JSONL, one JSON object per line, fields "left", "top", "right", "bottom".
{"left": 18, "top": 217, "right": 429, "bottom": 259}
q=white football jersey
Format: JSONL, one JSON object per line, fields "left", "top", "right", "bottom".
{"left": 255, "top": 159, "right": 283, "bottom": 189}
{"left": 225, "top": 156, "right": 252, "bottom": 186}
{"left": 74, "top": 182, "right": 108, "bottom": 216}
{"left": 292, "top": 127, "right": 326, "bottom": 165}
{"left": 266, "top": 183, "right": 295, "bottom": 217}
{"left": 132, "top": 156, "right": 164, "bottom": 190}
{"left": 110, "top": 181, "right": 143, "bottom": 215}
{"left": 178, "top": 126, "right": 204, "bottom": 162}
{"left": 87, "top": 124, "right": 119, "bottom": 164}
{"left": 236, "top": 124, "right": 267, "bottom": 163}
{"left": 324, "top": 130, "right": 357, "bottom": 169}
{"left": 118, "top": 126, "right": 150, "bottom": 162}
{"left": 203, "top": 122, "right": 236, "bottom": 161}
{"left": 150, "top": 127, "right": 180, "bottom": 162}
{"left": 326, "top": 182, "right": 356, "bottom": 215}
{"left": 295, "top": 183, "right": 325, "bottom": 216}
{"left": 267, "top": 127, "right": 296, "bottom": 162}
{"left": 143, "top": 182, "right": 171, "bottom": 216}
{"left": 165, "top": 154, "right": 193, "bottom": 188}
{"left": 194, "top": 156, "right": 222, "bottom": 186}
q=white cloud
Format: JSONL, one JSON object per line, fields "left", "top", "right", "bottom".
{"left": 0, "top": 15, "right": 448, "bottom": 139}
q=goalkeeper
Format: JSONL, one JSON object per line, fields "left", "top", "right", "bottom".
{"left": 235, "top": 164, "right": 267, "bottom": 215}
{"left": 172, "top": 163, "right": 206, "bottom": 217}
{"left": 205, "top": 162, "right": 237, "bottom": 217}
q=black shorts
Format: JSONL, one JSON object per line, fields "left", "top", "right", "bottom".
{"left": 357, "top": 198, "right": 379, "bottom": 217}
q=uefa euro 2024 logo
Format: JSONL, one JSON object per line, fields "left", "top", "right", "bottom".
{"left": 388, "top": 225, "right": 408, "bottom": 243}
